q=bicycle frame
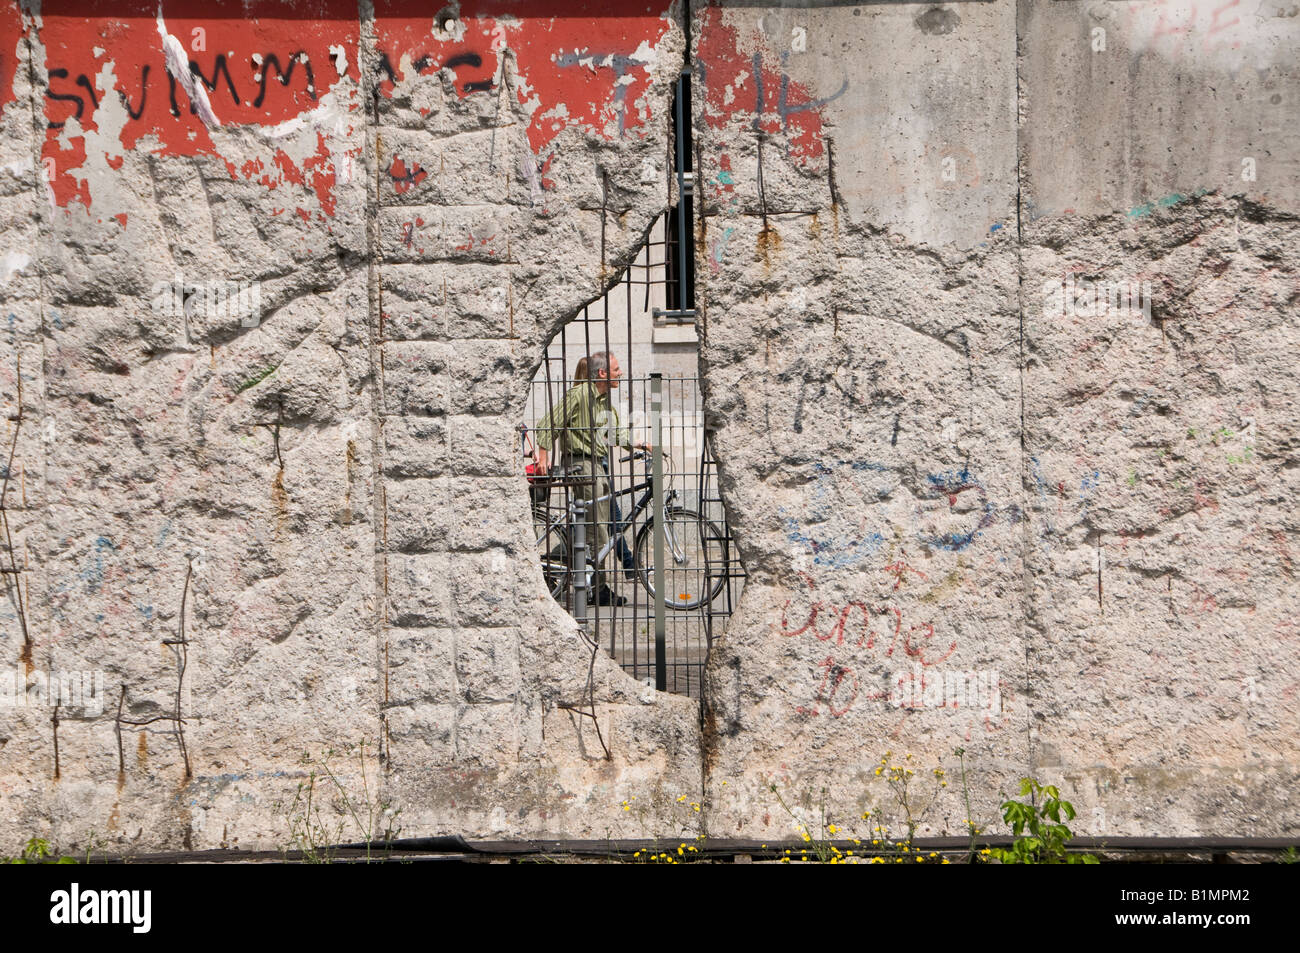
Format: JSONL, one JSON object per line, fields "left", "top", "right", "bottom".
{"left": 534, "top": 466, "right": 688, "bottom": 582}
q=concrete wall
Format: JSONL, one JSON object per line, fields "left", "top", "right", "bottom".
{"left": 0, "top": 0, "right": 1295, "bottom": 852}
{"left": 697, "top": 0, "right": 1298, "bottom": 839}
{"left": 0, "top": 0, "right": 701, "bottom": 852}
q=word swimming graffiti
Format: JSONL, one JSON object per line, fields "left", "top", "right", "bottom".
{"left": 45, "top": 51, "right": 319, "bottom": 130}
{"left": 774, "top": 567, "right": 964, "bottom": 721}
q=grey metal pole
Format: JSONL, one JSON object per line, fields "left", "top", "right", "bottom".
{"left": 651, "top": 373, "right": 666, "bottom": 692}
{"left": 573, "top": 498, "right": 588, "bottom": 627}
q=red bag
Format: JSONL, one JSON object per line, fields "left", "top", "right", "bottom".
{"left": 522, "top": 427, "right": 548, "bottom": 505}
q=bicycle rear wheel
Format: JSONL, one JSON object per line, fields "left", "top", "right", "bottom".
{"left": 632, "top": 508, "right": 730, "bottom": 611}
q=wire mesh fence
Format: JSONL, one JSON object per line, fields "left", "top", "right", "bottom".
{"left": 519, "top": 73, "right": 736, "bottom": 700}
{"left": 523, "top": 370, "right": 744, "bottom": 700}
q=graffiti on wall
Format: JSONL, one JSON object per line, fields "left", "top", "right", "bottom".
{"left": 779, "top": 459, "right": 1022, "bottom": 569}
{"left": 771, "top": 568, "right": 1011, "bottom": 732}
{"left": 23, "top": 0, "right": 676, "bottom": 213}
{"left": 694, "top": 4, "right": 847, "bottom": 165}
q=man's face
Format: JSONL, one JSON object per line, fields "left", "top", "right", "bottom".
{"left": 595, "top": 356, "right": 621, "bottom": 387}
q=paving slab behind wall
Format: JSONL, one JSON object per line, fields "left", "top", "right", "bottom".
{"left": 0, "top": 0, "right": 700, "bottom": 854}
{"left": 696, "top": 0, "right": 1298, "bottom": 841}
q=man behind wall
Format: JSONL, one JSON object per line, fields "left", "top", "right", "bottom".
{"left": 533, "top": 351, "right": 650, "bottom": 606}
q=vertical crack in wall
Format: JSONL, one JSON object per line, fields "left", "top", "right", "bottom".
{"left": 1014, "top": 0, "right": 1036, "bottom": 784}
{"left": 359, "top": 0, "right": 391, "bottom": 770}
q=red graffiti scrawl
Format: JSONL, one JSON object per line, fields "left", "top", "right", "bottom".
{"left": 37, "top": 0, "right": 358, "bottom": 211}
{"left": 694, "top": 3, "right": 846, "bottom": 164}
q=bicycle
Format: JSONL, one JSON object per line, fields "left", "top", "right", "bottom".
{"left": 531, "top": 451, "right": 730, "bottom": 611}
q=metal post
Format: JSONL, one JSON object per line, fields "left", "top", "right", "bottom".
{"left": 651, "top": 373, "right": 666, "bottom": 692}
{"left": 653, "top": 69, "right": 695, "bottom": 324}
{"left": 573, "top": 498, "right": 588, "bottom": 627}
{"left": 673, "top": 70, "right": 689, "bottom": 314}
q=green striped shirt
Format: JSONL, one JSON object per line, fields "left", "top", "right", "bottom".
{"left": 534, "top": 381, "right": 631, "bottom": 460}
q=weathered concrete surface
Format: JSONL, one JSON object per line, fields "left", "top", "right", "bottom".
{"left": 0, "top": 0, "right": 700, "bottom": 853}
{"left": 698, "top": 0, "right": 1298, "bottom": 842}
{"left": 695, "top": 0, "right": 1028, "bottom": 841}
{"left": 1018, "top": 0, "right": 1300, "bottom": 836}
{"left": 0, "top": 0, "right": 1296, "bottom": 853}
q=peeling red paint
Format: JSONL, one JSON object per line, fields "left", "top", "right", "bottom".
{"left": 388, "top": 155, "right": 426, "bottom": 194}
{"left": 38, "top": 0, "right": 358, "bottom": 211}
{"left": 373, "top": 0, "right": 673, "bottom": 156}
{"left": 31, "top": 1, "right": 673, "bottom": 213}
{"left": 695, "top": 4, "right": 844, "bottom": 164}
{"left": 0, "top": 0, "right": 22, "bottom": 111}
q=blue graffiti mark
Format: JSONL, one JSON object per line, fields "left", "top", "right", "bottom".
{"left": 782, "top": 514, "right": 884, "bottom": 568}
{"left": 919, "top": 467, "right": 996, "bottom": 552}
{"left": 1126, "top": 188, "right": 1207, "bottom": 220}
{"left": 782, "top": 461, "right": 895, "bottom": 567}
{"left": 926, "top": 466, "right": 977, "bottom": 491}
{"left": 1029, "top": 457, "right": 1049, "bottom": 498}
{"left": 989, "top": 222, "right": 1003, "bottom": 233}
{"left": 137, "top": 603, "right": 154, "bottom": 620}
{"left": 553, "top": 51, "right": 644, "bottom": 137}
{"left": 1078, "top": 470, "right": 1102, "bottom": 520}
{"left": 784, "top": 459, "right": 1021, "bottom": 564}
{"left": 156, "top": 520, "right": 172, "bottom": 548}
{"left": 180, "top": 769, "right": 301, "bottom": 804}
{"left": 758, "top": 50, "right": 849, "bottom": 139}
{"left": 77, "top": 535, "right": 118, "bottom": 594}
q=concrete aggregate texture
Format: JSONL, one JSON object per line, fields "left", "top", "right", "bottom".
{"left": 0, "top": 0, "right": 1295, "bottom": 851}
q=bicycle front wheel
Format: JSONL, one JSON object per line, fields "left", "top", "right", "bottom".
{"left": 633, "top": 508, "right": 730, "bottom": 611}
{"left": 535, "top": 520, "right": 572, "bottom": 600}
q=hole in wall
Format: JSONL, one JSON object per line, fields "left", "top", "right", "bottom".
{"left": 518, "top": 72, "right": 745, "bottom": 701}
